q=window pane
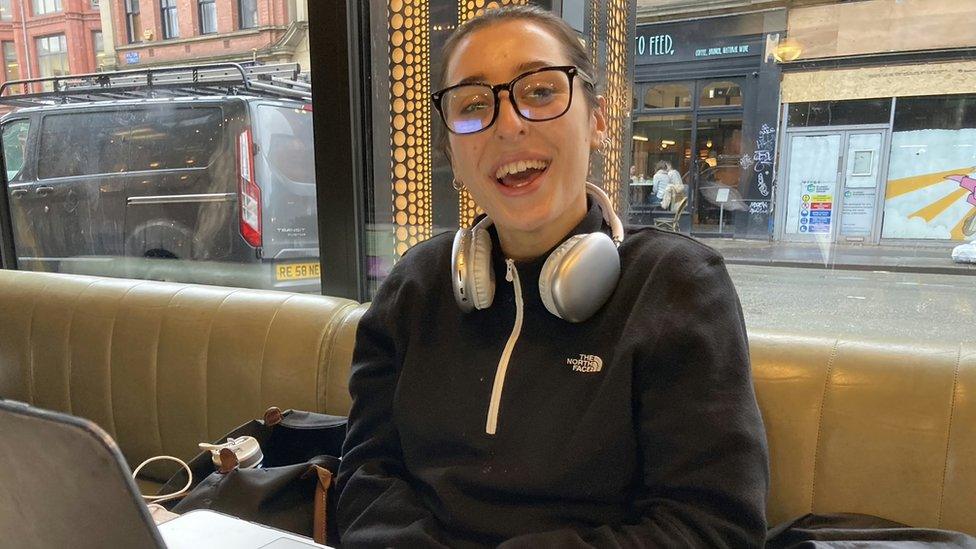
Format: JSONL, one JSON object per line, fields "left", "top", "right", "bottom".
{"left": 200, "top": 1, "right": 217, "bottom": 34}
{"left": 2, "top": 41, "right": 19, "bottom": 82}
{"left": 256, "top": 105, "right": 315, "bottom": 184}
{"left": 239, "top": 0, "right": 257, "bottom": 29}
{"left": 882, "top": 94, "right": 976, "bottom": 241}
{"left": 787, "top": 99, "right": 892, "bottom": 127}
{"left": 161, "top": 1, "right": 180, "bottom": 39}
{"left": 2, "top": 119, "right": 30, "bottom": 181}
{"left": 644, "top": 82, "right": 691, "bottom": 109}
{"left": 700, "top": 81, "right": 742, "bottom": 107}
{"left": 0, "top": 0, "right": 12, "bottom": 20}
{"left": 628, "top": 114, "right": 693, "bottom": 226}
{"left": 2, "top": 7, "right": 320, "bottom": 295}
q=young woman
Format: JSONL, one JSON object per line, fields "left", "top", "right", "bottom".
{"left": 336, "top": 6, "right": 768, "bottom": 547}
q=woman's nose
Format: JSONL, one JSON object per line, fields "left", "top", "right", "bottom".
{"left": 493, "top": 91, "right": 527, "bottom": 139}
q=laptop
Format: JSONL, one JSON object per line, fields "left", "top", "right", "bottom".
{"left": 0, "top": 399, "right": 329, "bottom": 549}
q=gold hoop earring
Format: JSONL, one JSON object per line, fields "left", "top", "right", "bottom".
{"left": 452, "top": 178, "right": 463, "bottom": 192}
{"left": 598, "top": 137, "right": 611, "bottom": 157}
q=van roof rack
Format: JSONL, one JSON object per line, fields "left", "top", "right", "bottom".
{"left": 0, "top": 62, "right": 312, "bottom": 108}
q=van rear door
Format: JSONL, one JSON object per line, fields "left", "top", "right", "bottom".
{"left": 121, "top": 103, "right": 237, "bottom": 263}
{"left": 251, "top": 103, "right": 319, "bottom": 287}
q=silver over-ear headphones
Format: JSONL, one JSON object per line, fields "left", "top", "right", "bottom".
{"left": 451, "top": 183, "right": 624, "bottom": 323}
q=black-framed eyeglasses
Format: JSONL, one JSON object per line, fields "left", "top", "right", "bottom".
{"left": 432, "top": 65, "right": 593, "bottom": 135}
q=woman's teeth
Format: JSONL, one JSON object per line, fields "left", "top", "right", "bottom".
{"left": 494, "top": 159, "right": 549, "bottom": 181}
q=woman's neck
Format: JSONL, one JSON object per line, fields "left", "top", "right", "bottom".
{"left": 496, "top": 201, "right": 588, "bottom": 261}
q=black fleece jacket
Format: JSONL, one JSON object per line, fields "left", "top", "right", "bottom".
{"left": 336, "top": 202, "right": 769, "bottom": 548}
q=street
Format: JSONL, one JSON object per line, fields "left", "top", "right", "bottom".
{"left": 727, "top": 265, "right": 976, "bottom": 346}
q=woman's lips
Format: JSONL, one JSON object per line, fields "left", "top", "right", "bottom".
{"left": 494, "top": 165, "right": 548, "bottom": 196}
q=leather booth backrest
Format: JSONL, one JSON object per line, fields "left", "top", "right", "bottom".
{"left": 751, "top": 332, "right": 976, "bottom": 536}
{"left": 0, "top": 270, "right": 366, "bottom": 472}
{"left": 2, "top": 270, "right": 975, "bottom": 536}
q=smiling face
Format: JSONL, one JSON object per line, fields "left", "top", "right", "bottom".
{"left": 444, "top": 20, "right": 606, "bottom": 259}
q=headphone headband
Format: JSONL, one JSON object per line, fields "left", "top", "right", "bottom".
{"left": 450, "top": 183, "right": 623, "bottom": 322}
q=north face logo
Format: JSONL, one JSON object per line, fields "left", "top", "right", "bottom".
{"left": 567, "top": 354, "right": 603, "bottom": 373}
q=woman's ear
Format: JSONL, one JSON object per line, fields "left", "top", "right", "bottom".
{"left": 590, "top": 95, "right": 608, "bottom": 148}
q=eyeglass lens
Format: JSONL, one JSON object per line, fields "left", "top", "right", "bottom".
{"left": 441, "top": 69, "right": 573, "bottom": 134}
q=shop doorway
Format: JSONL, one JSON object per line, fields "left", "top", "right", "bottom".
{"left": 692, "top": 114, "right": 744, "bottom": 235}
{"left": 628, "top": 78, "right": 748, "bottom": 232}
{"left": 779, "top": 127, "right": 890, "bottom": 243}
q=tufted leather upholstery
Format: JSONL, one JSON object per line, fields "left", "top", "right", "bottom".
{"left": 0, "top": 269, "right": 367, "bottom": 478}
{"left": 0, "top": 270, "right": 974, "bottom": 536}
{"left": 751, "top": 331, "right": 976, "bottom": 535}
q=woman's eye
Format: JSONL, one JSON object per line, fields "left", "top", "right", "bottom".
{"left": 460, "top": 101, "right": 489, "bottom": 114}
{"left": 523, "top": 87, "right": 555, "bottom": 102}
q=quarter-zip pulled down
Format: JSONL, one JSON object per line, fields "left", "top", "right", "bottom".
{"left": 485, "top": 258, "right": 524, "bottom": 435}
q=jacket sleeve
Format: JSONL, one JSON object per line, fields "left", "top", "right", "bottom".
{"left": 335, "top": 267, "right": 452, "bottom": 548}
{"left": 499, "top": 250, "right": 769, "bottom": 549}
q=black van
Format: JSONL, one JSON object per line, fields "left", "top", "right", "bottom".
{"left": 0, "top": 63, "right": 321, "bottom": 293}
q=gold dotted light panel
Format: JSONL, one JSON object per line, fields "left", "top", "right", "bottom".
{"left": 456, "top": 0, "right": 527, "bottom": 229}
{"left": 603, "top": 0, "right": 629, "bottom": 205}
{"left": 389, "top": 0, "right": 432, "bottom": 258}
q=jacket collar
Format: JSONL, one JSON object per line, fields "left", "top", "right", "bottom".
{"left": 486, "top": 196, "right": 608, "bottom": 278}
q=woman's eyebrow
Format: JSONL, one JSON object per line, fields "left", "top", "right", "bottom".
{"left": 454, "top": 61, "right": 556, "bottom": 86}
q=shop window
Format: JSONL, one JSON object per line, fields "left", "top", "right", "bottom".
{"left": 700, "top": 81, "right": 742, "bottom": 107}
{"left": 644, "top": 82, "right": 692, "bottom": 109}
{"left": 882, "top": 94, "right": 976, "bottom": 241}
{"left": 787, "top": 99, "right": 891, "bottom": 127}
{"left": 893, "top": 95, "right": 976, "bottom": 132}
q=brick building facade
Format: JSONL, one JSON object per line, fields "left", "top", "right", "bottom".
{"left": 100, "top": 0, "right": 308, "bottom": 71}
{"left": 0, "top": 0, "right": 104, "bottom": 90}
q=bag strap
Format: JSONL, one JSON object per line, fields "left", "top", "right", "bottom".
{"left": 310, "top": 465, "right": 333, "bottom": 545}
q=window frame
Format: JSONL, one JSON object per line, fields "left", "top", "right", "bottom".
{"left": 198, "top": 0, "right": 217, "bottom": 35}
{"left": 34, "top": 34, "right": 68, "bottom": 80}
{"left": 92, "top": 31, "right": 104, "bottom": 68}
{"left": 238, "top": 0, "right": 258, "bottom": 30}
{"left": 2, "top": 41, "right": 19, "bottom": 82}
{"left": 31, "top": 0, "right": 61, "bottom": 16}
{"left": 125, "top": 0, "right": 141, "bottom": 44}
{"left": 160, "top": 0, "right": 180, "bottom": 40}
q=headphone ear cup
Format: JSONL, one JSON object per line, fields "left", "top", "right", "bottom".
{"left": 538, "top": 232, "right": 619, "bottom": 323}
{"left": 469, "top": 226, "right": 495, "bottom": 310}
{"left": 539, "top": 234, "right": 587, "bottom": 319}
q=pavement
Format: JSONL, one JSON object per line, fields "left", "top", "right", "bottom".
{"left": 698, "top": 237, "right": 976, "bottom": 276}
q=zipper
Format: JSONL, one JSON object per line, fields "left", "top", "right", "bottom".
{"left": 485, "top": 258, "right": 524, "bottom": 435}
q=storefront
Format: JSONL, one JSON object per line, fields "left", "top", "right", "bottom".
{"left": 773, "top": 0, "right": 976, "bottom": 245}
{"left": 630, "top": 10, "right": 785, "bottom": 238}
{"left": 777, "top": 83, "right": 976, "bottom": 245}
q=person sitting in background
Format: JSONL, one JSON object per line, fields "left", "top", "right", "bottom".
{"left": 650, "top": 160, "right": 669, "bottom": 206}
{"left": 660, "top": 171, "right": 687, "bottom": 212}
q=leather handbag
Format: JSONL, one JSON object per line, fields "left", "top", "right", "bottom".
{"left": 158, "top": 407, "right": 346, "bottom": 545}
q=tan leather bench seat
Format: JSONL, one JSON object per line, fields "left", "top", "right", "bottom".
{"left": 0, "top": 270, "right": 366, "bottom": 484}
{"left": 1, "top": 270, "right": 974, "bottom": 536}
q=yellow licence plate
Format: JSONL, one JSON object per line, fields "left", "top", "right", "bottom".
{"left": 275, "top": 262, "right": 320, "bottom": 281}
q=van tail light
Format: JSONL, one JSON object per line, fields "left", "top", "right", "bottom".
{"left": 238, "top": 128, "right": 262, "bottom": 248}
